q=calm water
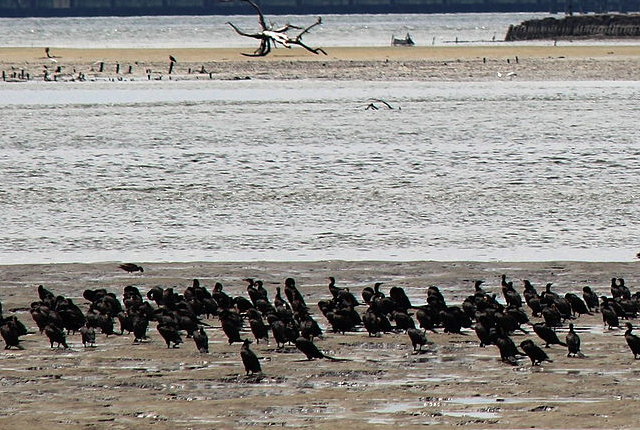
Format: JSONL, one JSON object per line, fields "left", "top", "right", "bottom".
{"left": 1, "top": 79, "right": 639, "bottom": 264}
{"left": 0, "top": 12, "right": 612, "bottom": 48}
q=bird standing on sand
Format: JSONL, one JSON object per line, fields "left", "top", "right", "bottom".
{"left": 44, "top": 47, "right": 58, "bottom": 62}
{"left": 168, "top": 55, "right": 177, "bottom": 74}
{"left": 407, "top": 328, "right": 429, "bottom": 352}
{"left": 582, "top": 286, "right": 599, "bottom": 313}
{"left": 240, "top": 339, "right": 262, "bottom": 375}
{"left": 624, "top": 323, "right": 640, "bottom": 359}
{"left": 157, "top": 322, "right": 182, "bottom": 348}
{"left": 495, "top": 332, "right": 522, "bottom": 366}
{"left": 600, "top": 297, "right": 620, "bottom": 330}
{"left": 533, "top": 323, "right": 567, "bottom": 348}
{"left": 44, "top": 323, "right": 69, "bottom": 349}
{"left": 219, "top": 309, "right": 243, "bottom": 344}
{"left": 80, "top": 324, "right": 96, "bottom": 348}
{"left": 566, "top": 323, "right": 584, "bottom": 357}
{"left": 247, "top": 308, "right": 269, "bottom": 344}
{"left": 295, "top": 336, "right": 337, "bottom": 361}
{"left": 193, "top": 327, "right": 209, "bottom": 353}
{"left": 520, "top": 339, "right": 552, "bottom": 366}
{"left": 0, "top": 316, "right": 27, "bottom": 350}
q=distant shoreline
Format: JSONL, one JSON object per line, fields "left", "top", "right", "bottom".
{"left": 1, "top": 45, "right": 639, "bottom": 82}
{"left": 0, "top": 4, "right": 582, "bottom": 19}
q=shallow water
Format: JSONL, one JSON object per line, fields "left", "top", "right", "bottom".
{"left": 1, "top": 79, "right": 639, "bottom": 264}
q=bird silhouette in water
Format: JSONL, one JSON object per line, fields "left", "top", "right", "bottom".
{"left": 365, "top": 98, "right": 398, "bottom": 110}
{"left": 624, "top": 323, "right": 640, "bottom": 359}
{"left": 119, "top": 263, "right": 144, "bottom": 273}
{"left": 240, "top": 339, "right": 262, "bottom": 375}
{"left": 566, "top": 323, "right": 584, "bottom": 358}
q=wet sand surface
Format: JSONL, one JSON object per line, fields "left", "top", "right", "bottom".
{"left": 1, "top": 45, "right": 640, "bottom": 81}
{"left": 1, "top": 260, "right": 639, "bottom": 429}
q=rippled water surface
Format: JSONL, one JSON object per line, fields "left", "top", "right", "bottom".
{"left": 5, "top": 12, "right": 638, "bottom": 49}
{"left": 1, "top": 79, "right": 639, "bottom": 263}
{"left": 0, "top": 13, "right": 552, "bottom": 48}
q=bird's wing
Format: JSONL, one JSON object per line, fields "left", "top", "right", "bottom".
{"left": 369, "top": 98, "right": 394, "bottom": 109}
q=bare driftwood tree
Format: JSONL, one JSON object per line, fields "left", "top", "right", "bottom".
{"left": 227, "top": 0, "right": 327, "bottom": 57}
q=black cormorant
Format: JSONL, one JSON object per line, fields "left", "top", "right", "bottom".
{"left": 566, "top": 323, "right": 584, "bottom": 357}
{"left": 44, "top": 323, "right": 69, "bottom": 349}
{"left": 582, "top": 286, "right": 599, "bottom": 313}
{"left": 533, "top": 323, "right": 567, "bottom": 348}
{"left": 80, "top": 324, "right": 96, "bottom": 348}
{"left": 624, "top": 323, "right": 640, "bottom": 359}
{"left": 407, "top": 328, "right": 429, "bottom": 352}
{"left": 294, "top": 336, "right": 337, "bottom": 360}
{"left": 193, "top": 327, "right": 209, "bottom": 353}
{"left": 240, "top": 339, "right": 262, "bottom": 375}
{"left": 520, "top": 339, "right": 552, "bottom": 366}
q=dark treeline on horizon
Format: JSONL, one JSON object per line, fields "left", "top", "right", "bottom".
{"left": 0, "top": 0, "right": 638, "bottom": 17}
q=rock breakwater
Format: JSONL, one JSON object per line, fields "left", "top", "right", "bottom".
{"left": 505, "top": 14, "right": 640, "bottom": 40}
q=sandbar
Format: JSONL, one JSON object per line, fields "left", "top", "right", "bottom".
{"left": 1, "top": 44, "right": 640, "bottom": 81}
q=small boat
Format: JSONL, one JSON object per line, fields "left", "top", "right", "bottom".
{"left": 391, "top": 33, "right": 415, "bottom": 46}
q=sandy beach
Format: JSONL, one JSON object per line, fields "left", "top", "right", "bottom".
{"left": 1, "top": 260, "right": 640, "bottom": 429}
{"left": 2, "top": 45, "right": 640, "bottom": 81}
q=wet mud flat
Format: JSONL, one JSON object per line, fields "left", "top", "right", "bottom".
{"left": 0, "top": 260, "right": 639, "bottom": 429}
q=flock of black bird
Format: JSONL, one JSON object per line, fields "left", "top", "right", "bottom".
{"left": 2, "top": 265, "right": 640, "bottom": 376}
